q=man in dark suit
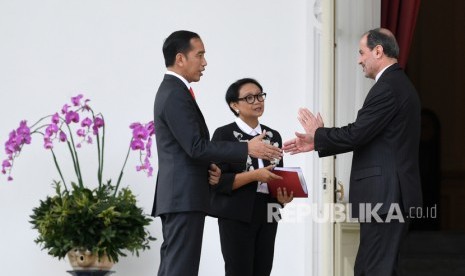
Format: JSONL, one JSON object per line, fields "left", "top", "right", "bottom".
{"left": 152, "top": 30, "right": 282, "bottom": 276}
{"left": 283, "top": 28, "right": 422, "bottom": 276}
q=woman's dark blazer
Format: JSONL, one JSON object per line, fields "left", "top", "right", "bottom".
{"left": 209, "top": 122, "right": 283, "bottom": 223}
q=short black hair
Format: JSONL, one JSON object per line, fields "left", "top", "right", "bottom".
{"left": 366, "top": 28, "right": 399, "bottom": 59}
{"left": 225, "top": 78, "right": 263, "bottom": 117}
{"left": 162, "top": 30, "right": 201, "bottom": 67}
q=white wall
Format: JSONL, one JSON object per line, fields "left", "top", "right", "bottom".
{"left": 0, "top": 0, "right": 317, "bottom": 275}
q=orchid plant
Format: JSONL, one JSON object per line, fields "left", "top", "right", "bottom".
{"left": 1, "top": 94, "right": 156, "bottom": 262}
{"left": 1, "top": 94, "right": 154, "bottom": 192}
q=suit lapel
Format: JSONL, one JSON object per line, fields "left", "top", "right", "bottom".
{"left": 182, "top": 88, "right": 209, "bottom": 138}
{"left": 170, "top": 76, "right": 209, "bottom": 139}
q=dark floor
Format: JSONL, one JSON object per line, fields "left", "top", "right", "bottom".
{"left": 399, "top": 231, "right": 465, "bottom": 276}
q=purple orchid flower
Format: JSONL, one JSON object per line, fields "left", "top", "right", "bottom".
{"left": 130, "top": 139, "right": 144, "bottom": 150}
{"left": 146, "top": 137, "right": 152, "bottom": 158}
{"left": 132, "top": 125, "right": 149, "bottom": 140}
{"left": 59, "top": 131, "right": 67, "bottom": 142}
{"left": 65, "top": 111, "right": 80, "bottom": 124}
{"left": 61, "top": 104, "right": 70, "bottom": 115}
{"left": 83, "top": 99, "right": 91, "bottom": 111}
{"left": 146, "top": 121, "right": 155, "bottom": 136}
{"left": 44, "top": 138, "right": 53, "bottom": 149}
{"left": 77, "top": 129, "right": 86, "bottom": 137}
{"left": 52, "top": 113, "right": 60, "bottom": 124}
{"left": 81, "top": 117, "right": 93, "bottom": 128}
{"left": 45, "top": 124, "right": 59, "bottom": 138}
{"left": 2, "top": 159, "right": 11, "bottom": 167}
{"left": 92, "top": 117, "right": 104, "bottom": 135}
{"left": 71, "top": 94, "right": 83, "bottom": 106}
{"left": 16, "top": 121, "right": 31, "bottom": 145}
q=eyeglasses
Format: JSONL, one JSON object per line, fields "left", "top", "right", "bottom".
{"left": 237, "top": 93, "right": 267, "bottom": 104}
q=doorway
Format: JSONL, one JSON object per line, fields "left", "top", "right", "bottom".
{"left": 400, "top": 0, "right": 465, "bottom": 275}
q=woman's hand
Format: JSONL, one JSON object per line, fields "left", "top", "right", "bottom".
{"left": 208, "top": 163, "right": 221, "bottom": 185}
{"left": 254, "top": 165, "right": 283, "bottom": 183}
{"left": 277, "top": 187, "right": 294, "bottom": 205}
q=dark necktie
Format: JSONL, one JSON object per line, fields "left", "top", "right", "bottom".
{"left": 189, "top": 87, "right": 196, "bottom": 100}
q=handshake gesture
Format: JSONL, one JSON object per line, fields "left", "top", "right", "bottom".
{"left": 283, "top": 108, "right": 324, "bottom": 154}
{"left": 247, "top": 130, "right": 283, "bottom": 160}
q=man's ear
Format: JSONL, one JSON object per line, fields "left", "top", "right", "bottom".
{"left": 175, "top": 53, "right": 186, "bottom": 67}
{"left": 374, "top": 45, "right": 384, "bottom": 58}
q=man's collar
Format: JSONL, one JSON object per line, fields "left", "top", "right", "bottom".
{"left": 375, "top": 63, "right": 396, "bottom": 82}
{"left": 166, "top": 70, "right": 190, "bottom": 89}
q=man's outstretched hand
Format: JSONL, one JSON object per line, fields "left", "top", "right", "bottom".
{"left": 283, "top": 132, "right": 315, "bottom": 154}
{"left": 282, "top": 108, "right": 323, "bottom": 155}
{"left": 248, "top": 130, "right": 283, "bottom": 161}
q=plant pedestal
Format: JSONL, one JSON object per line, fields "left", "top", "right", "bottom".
{"left": 67, "top": 270, "right": 114, "bottom": 276}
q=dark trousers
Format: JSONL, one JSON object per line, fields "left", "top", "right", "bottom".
{"left": 354, "top": 218, "right": 410, "bottom": 276}
{"left": 158, "top": 212, "right": 205, "bottom": 276}
{"left": 218, "top": 193, "right": 278, "bottom": 276}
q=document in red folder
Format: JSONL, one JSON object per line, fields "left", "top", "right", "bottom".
{"left": 267, "top": 167, "right": 308, "bottom": 198}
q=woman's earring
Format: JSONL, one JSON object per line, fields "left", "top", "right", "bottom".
{"left": 235, "top": 110, "right": 240, "bottom": 114}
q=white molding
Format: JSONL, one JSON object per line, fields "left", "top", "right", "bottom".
{"left": 334, "top": 222, "right": 361, "bottom": 276}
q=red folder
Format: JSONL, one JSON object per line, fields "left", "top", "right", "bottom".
{"left": 267, "top": 167, "right": 308, "bottom": 198}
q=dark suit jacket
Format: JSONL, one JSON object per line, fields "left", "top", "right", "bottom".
{"left": 315, "top": 64, "right": 422, "bottom": 217}
{"left": 152, "top": 75, "right": 248, "bottom": 217}
{"left": 209, "top": 122, "right": 282, "bottom": 223}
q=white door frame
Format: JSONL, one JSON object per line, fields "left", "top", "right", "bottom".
{"left": 311, "top": 0, "right": 335, "bottom": 275}
{"left": 315, "top": 1, "right": 381, "bottom": 275}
